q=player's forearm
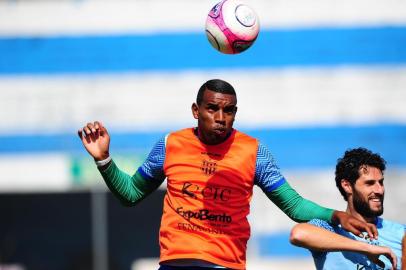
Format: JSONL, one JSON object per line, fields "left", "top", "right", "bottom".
{"left": 266, "top": 182, "right": 334, "bottom": 223}
{"left": 291, "top": 223, "right": 375, "bottom": 253}
{"left": 98, "top": 160, "right": 160, "bottom": 206}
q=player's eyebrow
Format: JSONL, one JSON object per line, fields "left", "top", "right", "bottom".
{"left": 364, "top": 178, "right": 384, "bottom": 184}
{"left": 206, "top": 102, "right": 219, "bottom": 108}
{"left": 224, "top": 105, "right": 236, "bottom": 111}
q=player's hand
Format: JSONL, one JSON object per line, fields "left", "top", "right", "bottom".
{"left": 365, "top": 245, "right": 397, "bottom": 270}
{"left": 78, "top": 121, "right": 110, "bottom": 161}
{"left": 331, "top": 211, "right": 378, "bottom": 239}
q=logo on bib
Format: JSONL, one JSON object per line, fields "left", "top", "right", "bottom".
{"left": 201, "top": 159, "right": 217, "bottom": 175}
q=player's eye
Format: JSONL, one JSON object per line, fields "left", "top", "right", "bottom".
{"left": 224, "top": 106, "right": 236, "bottom": 114}
{"left": 207, "top": 105, "right": 218, "bottom": 111}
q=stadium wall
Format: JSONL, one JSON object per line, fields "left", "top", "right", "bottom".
{"left": 0, "top": 0, "right": 405, "bottom": 269}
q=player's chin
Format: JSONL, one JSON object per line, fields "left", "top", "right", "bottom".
{"left": 369, "top": 206, "right": 384, "bottom": 216}
{"left": 209, "top": 131, "right": 228, "bottom": 143}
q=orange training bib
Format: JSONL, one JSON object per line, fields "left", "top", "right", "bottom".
{"left": 159, "top": 128, "right": 258, "bottom": 269}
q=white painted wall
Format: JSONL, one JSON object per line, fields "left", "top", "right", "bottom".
{"left": 1, "top": 0, "right": 406, "bottom": 36}
{"left": 1, "top": 68, "right": 406, "bottom": 134}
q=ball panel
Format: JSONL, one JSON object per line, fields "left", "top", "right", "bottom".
{"left": 232, "top": 39, "right": 255, "bottom": 53}
{"left": 207, "top": 1, "right": 223, "bottom": 19}
{"left": 205, "top": 17, "right": 234, "bottom": 54}
{"left": 235, "top": 4, "right": 257, "bottom": 27}
{"left": 222, "top": 0, "right": 259, "bottom": 40}
{"left": 206, "top": 30, "right": 221, "bottom": 52}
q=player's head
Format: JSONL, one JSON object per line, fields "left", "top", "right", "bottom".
{"left": 335, "top": 147, "right": 386, "bottom": 219}
{"left": 196, "top": 79, "right": 237, "bottom": 105}
{"left": 192, "top": 79, "right": 237, "bottom": 145}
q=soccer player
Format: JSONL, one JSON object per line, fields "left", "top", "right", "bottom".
{"left": 79, "top": 79, "right": 376, "bottom": 270}
{"left": 290, "top": 147, "right": 405, "bottom": 270}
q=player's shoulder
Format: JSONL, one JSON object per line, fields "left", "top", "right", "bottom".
{"left": 234, "top": 129, "right": 258, "bottom": 142}
{"left": 308, "top": 219, "right": 335, "bottom": 232}
{"left": 166, "top": 128, "right": 197, "bottom": 143}
{"left": 378, "top": 217, "right": 406, "bottom": 232}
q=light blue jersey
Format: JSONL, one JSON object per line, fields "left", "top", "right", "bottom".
{"left": 309, "top": 218, "right": 405, "bottom": 270}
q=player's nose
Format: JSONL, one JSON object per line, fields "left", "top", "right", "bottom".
{"left": 214, "top": 110, "right": 225, "bottom": 122}
{"left": 373, "top": 182, "right": 384, "bottom": 194}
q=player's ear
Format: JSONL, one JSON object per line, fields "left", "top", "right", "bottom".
{"left": 192, "top": 103, "right": 199, "bottom": 119}
{"left": 341, "top": 179, "right": 353, "bottom": 195}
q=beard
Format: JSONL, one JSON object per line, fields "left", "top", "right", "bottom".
{"left": 353, "top": 188, "right": 384, "bottom": 218}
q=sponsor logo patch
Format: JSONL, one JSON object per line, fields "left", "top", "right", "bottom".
{"left": 181, "top": 182, "right": 231, "bottom": 202}
{"left": 176, "top": 207, "right": 232, "bottom": 223}
{"left": 201, "top": 159, "right": 217, "bottom": 175}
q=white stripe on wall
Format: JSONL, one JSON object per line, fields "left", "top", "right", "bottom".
{"left": 1, "top": 67, "right": 406, "bottom": 134}
{"left": 1, "top": 0, "right": 406, "bottom": 36}
{"left": 0, "top": 154, "right": 71, "bottom": 192}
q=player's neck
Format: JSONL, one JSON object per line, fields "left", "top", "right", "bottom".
{"left": 345, "top": 206, "right": 376, "bottom": 224}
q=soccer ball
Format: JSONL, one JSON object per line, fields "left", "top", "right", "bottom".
{"left": 205, "top": 0, "right": 260, "bottom": 54}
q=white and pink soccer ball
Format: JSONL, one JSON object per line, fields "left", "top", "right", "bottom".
{"left": 205, "top": 0, "right": 260, "bottom": 54}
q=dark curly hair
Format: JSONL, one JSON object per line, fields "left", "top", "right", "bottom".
{"left": 335, "top": 147, "right": 386, "bottom": 201}
{"left": 196, "top": 79, "right": 236, "bottom": 105}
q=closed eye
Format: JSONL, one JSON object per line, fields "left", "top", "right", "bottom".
{"left": 206, "top": 104, "right": 219, "bottom": 112}
{"left": 224, "top": 105, "right": 236, "bottom": 114}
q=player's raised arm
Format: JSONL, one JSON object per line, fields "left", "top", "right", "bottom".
{"left": 254, "top": 142, "right": 377, "bottom": 239}
{"left": 77, "top": 121, "right": 164, "bottom": 206}
{"left": 290, "top": 223, "right": 397, "bottom": 270}
{"left": 265, "top": 182, "right": 377, "bottom": 239}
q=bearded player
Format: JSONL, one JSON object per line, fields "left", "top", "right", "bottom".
{"left": 291, "top": 148, "right": 405, "bottom": 269}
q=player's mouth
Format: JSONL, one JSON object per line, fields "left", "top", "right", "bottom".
{"left": 369, "top": 197, "right": 383, "bottom": 206}
{"left": 213, "top": 127, "right": 227, "bottom": 135}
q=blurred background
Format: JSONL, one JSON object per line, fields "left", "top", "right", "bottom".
{"left": 1, "top": 0, "right": 406, "bottom": 269}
